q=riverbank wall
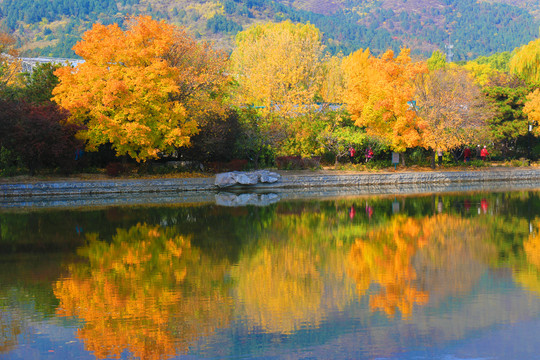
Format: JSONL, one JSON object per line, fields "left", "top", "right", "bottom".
{"left": 2, "top": 168, "right": 540, "bottom": 208}
{"left": 3, "top": 168, "right": 540, "bottom": 197}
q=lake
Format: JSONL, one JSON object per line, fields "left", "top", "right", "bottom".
{"left": 2, "top": 190, "right": 540, "bottom": 359}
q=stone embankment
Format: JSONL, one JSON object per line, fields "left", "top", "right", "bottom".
{"left": 2, "top": 168, "right": 540, "bottom": 208}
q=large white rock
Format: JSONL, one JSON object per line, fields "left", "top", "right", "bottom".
{"left": 215, "top": 171, "right": 281, "bottom": 188}
{"left": 256, "top": 170, "right": 281, "bottom": 183}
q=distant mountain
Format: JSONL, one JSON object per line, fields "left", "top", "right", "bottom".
{"left": 1, "top": 0, "right": 538, "bottom": 61}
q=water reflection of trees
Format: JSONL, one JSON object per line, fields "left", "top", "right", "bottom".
{"left": 53, "top": 223, "right": 232, "bottom": 360}
{"left": 233, "top": 207, "right": 357, "bottom": 334}
{"left": 348, "top": 214, "right": 496, "bottom": 318}
{"left": 514, "top": 219, "right": 540, "bottom": 296}
{"left": 0, "top": 307, "right": 23, "bottom": 353}
{"left": 6, "top": 192, "right": 540, "bottom": 356}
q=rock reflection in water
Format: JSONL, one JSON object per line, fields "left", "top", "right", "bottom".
{"left": 215, "top": 192, "right": 280, "bottom": 207}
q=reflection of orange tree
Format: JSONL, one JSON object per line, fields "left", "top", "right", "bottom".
{"left": 54, "top": 223, "right": 232, "bottom": 360}
{"left": 348, "top": 215, "right": 429, "bottom": 318}
{"left": 348, "top": 214, "right": 494, "bottom": 318}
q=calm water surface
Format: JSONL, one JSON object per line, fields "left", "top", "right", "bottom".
{"left": 2, "top": 191, "right": 540, "bottom": 360}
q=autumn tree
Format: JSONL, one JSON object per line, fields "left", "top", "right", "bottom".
{"left": 319, "top": 53, "right": 346, "bottom": 103}
{"left": 53, "top": 16, "right": 226, "bottom": 162}
{"left": 229, "top": 21, "right": 326, "bottom": 154}
{"left": 163, "top": 25, "right": 229, "bottom": 128}
{"left": 524, "top": 89, "right": 540, "bottom": 131}
{"left": 509, "top": 38, "right": 540, "bottom": 85}
{"left": 413, "top": 67, "right": 493, "bottom": 164}
{"left": 464, "top": 52, "right": 512, "bottom": 87}
{"left": 0, "top": 31, "right": 22, "bottom": 95}
{"left": 231, "top": 21, "right": 325, "bottom": 116}
{"left": 510, "top": 38, "right": 540, "bottom": 139}
{"left": 343, "top": 48, "right": 428, "bottom": 153}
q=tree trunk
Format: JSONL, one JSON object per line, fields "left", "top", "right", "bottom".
{"left": 431, "top": 150, "right": 436, "bottom": 169}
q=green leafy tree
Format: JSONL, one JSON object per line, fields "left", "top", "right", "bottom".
{"left": 427, "top": 50, "right": 446, "bottom": 71}
{"left": 484, "top": 78, "right": 530, "bottom": 158}
{"left": 17, "top": 63, "right": 61, "bottom": 103}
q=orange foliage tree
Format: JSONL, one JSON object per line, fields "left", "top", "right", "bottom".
{"left": 54, "top": 223, "right": 232, "bottom": 360}
{"left": 343, "top": 48, "right": 428, "bottom": 152}
{"left": 53, "top": 16, "right": 227, "bottom": 162}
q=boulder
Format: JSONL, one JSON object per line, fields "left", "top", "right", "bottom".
{"left": 215, "top": 170, "right": 281, "bottom": 188}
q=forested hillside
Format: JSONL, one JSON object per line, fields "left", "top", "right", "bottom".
{"left": 0, "top": 0, "right": 538, "bottom": 60}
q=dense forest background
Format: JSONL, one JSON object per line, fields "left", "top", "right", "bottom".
{"left": 0, "top": 0, "right": 539, "bottom": 60}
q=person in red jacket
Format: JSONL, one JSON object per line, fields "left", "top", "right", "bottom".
{"left": 480, "top": 146, "right": 489, "bottom": 161}
{"left": 349, "top": 146, "right": 356, "bottom": 163}
{"left": 464, "top": 147, "right": 471, "bottom": 162}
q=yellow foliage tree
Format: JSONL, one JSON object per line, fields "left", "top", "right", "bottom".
{"left": 53, "top": 16, "right": 218, "bottom": 162}
{"left": 0, "top": 31, "right": 22, "bottom": 90}
{"left": 509, "top": 38, "right": 540, "bottom": 85}
{"left": 230, "top": 21, "right": 326, "bottom": 151}
{"left": 343, "top": 48, "right": 428, "bottom": 152}
{"left": 320, "top": 53, "right": 346, "bottom": 103}
{"left": 230, "top": 21, "right": 325, "bottom": 117}
{"left": 524, "top": 88, "right": 540, "bottom": 133}
{"left": 413, "top": 67, "right": 492, "bottom": 155}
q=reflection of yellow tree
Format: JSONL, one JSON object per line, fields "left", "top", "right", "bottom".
{"left": 524, "top": 225, "right": 540, "bottom": 269}
{"left": 233, "top": 211, "right": 355, "bottom": 334}
{"left": 54, "top": 223, "right": 232, "bottom": 360}
{"left": 348, "top": 214, "right": 494, "bottom": 318}
{"left": 235, "top": 245, "right": 323, "bottom": 334}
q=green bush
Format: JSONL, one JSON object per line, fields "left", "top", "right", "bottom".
{"left": 466, "top": 159, "right": 488, "bottom": 167}
{"left": 366, "top": 159, "right": 392, "bottom": 169}
{"left": 0, "top": 146, "right": 25, "bottom": 176}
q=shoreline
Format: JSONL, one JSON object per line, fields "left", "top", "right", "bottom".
{"left": 2, "top": 168, "right": 540, "bottom": 209}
